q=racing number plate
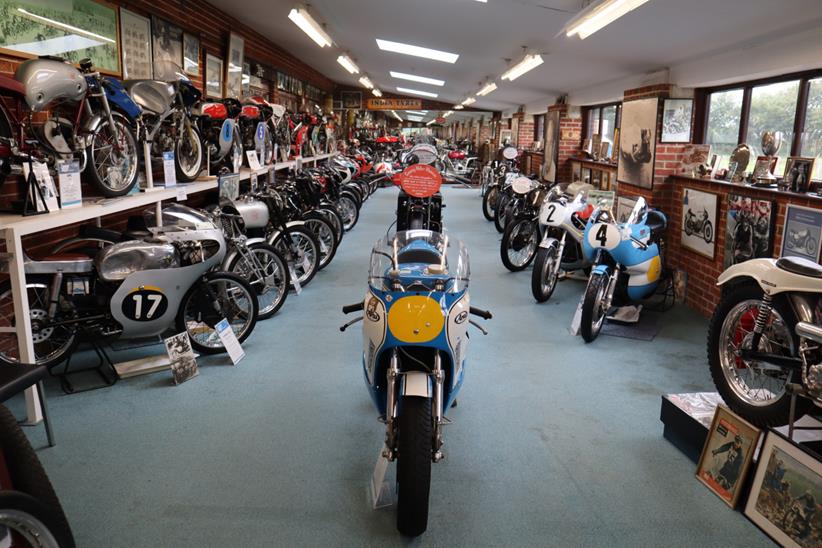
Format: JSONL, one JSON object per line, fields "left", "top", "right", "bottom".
{"left": 586, "top": 223, "right": 621, "bottom": 251}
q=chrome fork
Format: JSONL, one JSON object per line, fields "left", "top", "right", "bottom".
{"left": 433, "top": 350, "right": 445, "bottom": 462}
{"left": 383, "top": 349, "right": 400, "bottom": 460}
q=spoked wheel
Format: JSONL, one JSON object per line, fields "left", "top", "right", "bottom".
{"left": 85, "top": 113, "right": 139, "bottom": 196}
{"left": 580, "top": 272, "right": 609, "bottom": 343}
{"left": 230, "top": 130, "right": 244, "bottom": 173}
{"left": 272, "top": 227, "right": 320, "bottom": 287}
{"left": 175, "top": 125, "right": 204, "bottom": 182}
{"left": 302, "top": 216, "right": 339, "bottom": 270}
{"left": 0, "top": 277, "right": 77, "bottom": 368}
{"left": 338, "top": 195, "right": 360, "bottom": 231}
{"left": 501, "top": 218, "right": 538, "bottom": 271}
{"left": 482, "top": 186, "right": 498, "bottom": 221}
{"left": 396, "top": 396, "right": 432, "bottom": 537}
{"left": 226, "top": 243, "right": 290, "bottom": 320}
{"left": 177, "top": 272, "right": 258, "bottom": 355}
{"left": 317, "top": 206, "right": 344, "bottom": 246}
{"left": 531, "top": 243, "right": 560, "bottom": 302}
{"left": 494, "top": 194, "right": 510, "bottom": 233}
{"left": 707, "top": 283, "right": 807, "bottom": 427}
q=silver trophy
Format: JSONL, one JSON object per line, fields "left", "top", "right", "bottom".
{"left": 760, "top": 131, "right": 782, "bottom": 182}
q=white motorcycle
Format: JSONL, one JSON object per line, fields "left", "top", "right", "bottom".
{"left": 708, "top": 255, "right": 822, "bottom": 426}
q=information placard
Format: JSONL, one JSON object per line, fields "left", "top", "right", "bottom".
{"left": 57, "top": 160, "right": 82, "bottom": 209}
{"left": 162, "top": 151, "right": 177, "bottom": 187}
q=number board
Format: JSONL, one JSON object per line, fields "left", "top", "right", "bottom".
{"left": 586, "top": 223, "right": 621, "bottom": 251}
{"left": 540, "top": 202, "right": 566, "bottom": 227}
{"left": 122, "top": 287, "right": 169, "bottom": 321}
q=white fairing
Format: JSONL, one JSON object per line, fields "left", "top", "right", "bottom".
{"left": 539, "top": 200, "right": 570, "bottom": 227}
{"left": 446, "top": 294, "right": 470, "bottom": 388}
{"left": 717, "top": 258, "right": 822, "bottom": 295}
{"left": 362, "top": 291, "right": 386, "bottom": 385}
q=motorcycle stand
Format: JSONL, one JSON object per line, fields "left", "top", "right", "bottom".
{"left": 369, "top": 444, "right": 394, "bottom": 509}
{"left": 51, "top": 330, "right": 117, "bottom": 394}
{"left": 787, "top": 383, "right": 822, "bottom": 441}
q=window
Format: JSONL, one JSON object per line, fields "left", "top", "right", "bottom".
{"left": 705, "top": 89, "right": 743, "bottom": 170}
{"left": 584, "top": 103, "right": 621, "bottom": 144}
{"left": 804, "top": 78, "right": 822, "bottom": 179}
{"left": 601, "top": 105, "right": 618, "bottom": 145}
{"left": 745, "top": 80, "right": 800, "bottom": 175}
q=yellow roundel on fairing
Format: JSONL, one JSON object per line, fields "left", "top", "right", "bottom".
{"left": 387, "top": 295, "right": 445, "bottom": 343}
{"left": 647, "top": 255, "right": 662, "bottom": 283}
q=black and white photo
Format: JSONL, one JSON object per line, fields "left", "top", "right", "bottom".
{"left": 661, "top": 98, "right": 693, "bottom": 143}
{"left": 784, "top": 157, "right": 816, "bottom": 193}
{"left": 120, "top": 9, "right": 152, "bottom": 79}
{"left": 543, "top": 110, "right": 559, "bottom": 183}
{"left": 724, "top": 194, "right": 774, "bottom": 268}
{"left": 226, "top": 33, "right": 245, "bottom": 99}
{"left": 205, "top": 53, "right": 223, "bottom": 98}
{"left": 151, "top": 16, "right": 183, "bottom": 80}
{"left": 682, "top": 188, "right": 718, "bottom": 258}
{"left": 617, "top": 97, "right": 658, "bottom": 189}
{"left": 183, "top": 33, "right": 200, "bottom": 76}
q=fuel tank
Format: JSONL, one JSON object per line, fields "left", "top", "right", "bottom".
{"left": 123, "top": 80, "right": 175, "bottom": 115}
{"left": 233, "top": 196, "right": 270, "bottom": 229}
{"left": 95, "top": 240, "right": 180, "bottom": 283}
{"left": 14, "top": 58, "right": 86, "bottom": 112}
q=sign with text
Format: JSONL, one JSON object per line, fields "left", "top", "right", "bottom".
{"left": 366, "top": 98, "right": 423, "bottom": 111}
{"left": 395, "top": 164, "right": 442, "bottom": 198}
{"left": 162, "top": 151, "right": 177, "bottom": 187}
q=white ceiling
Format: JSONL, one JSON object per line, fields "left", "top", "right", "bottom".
{"left": 208, "top": 0, "right": 822, "bottom": 114}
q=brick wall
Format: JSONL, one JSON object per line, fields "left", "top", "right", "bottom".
{"left": 516, "top": 114, "right": 535, "bottom": 151}
{"left": 558, "top": 116, "right": 582, "bottom": 182}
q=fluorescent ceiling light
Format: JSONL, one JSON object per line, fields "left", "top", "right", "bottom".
{"left": 406, "top": 115, "right": 424, "bottom": 122}
{"left": 477, "top": 82, "right": 497, "bottom": 96}
{"left": 391, "top": 110, "right": 403, "bottom": 122}
{"left": 17, "top": 8, "right": 115, "bottom": 43}
{"left": 376, "top": 39, "right": 459, "bottom": 64}
{"left": 501, "top": 53, "right": 544, "bottom": 81}
{"left": 287, "top": 6, "right": 332, "bottom": 48}
{"left": 443, "top": 111, "right": 454, "bottom": 117}
{"left": 474, "top": 0, "right": 488, "bottom": 2}
{"left": 426, "top": 119, "right": 436, "bottom": 126}
{"left": 390, "top": 71, "right": 445, "bottom": 86}
{"left": 397, "top": 87, "right": 438, "bottom": 98}
{"left": 453, "top": 105, "right": 464, "bottom": 110}
{"left": 337, "top": 55, "right": 360, "bottom": 74}
{"left": 461, "top": 97, "right": 476, "bottom": 106}
{"left": 372, "top": 89, "right": 383, "bottom": 97}
{"left": 565, "top": 0, "right": 651, "bottom": 40}
{"left": 405, "top": 110, "right": 428, "bottom": 115}
{"left": 359, "top": 76, "right": 374, "bottom": 89}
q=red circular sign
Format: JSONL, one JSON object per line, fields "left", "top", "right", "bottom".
{"left": 396, "top": 164, "right": 442, "bottom": 198}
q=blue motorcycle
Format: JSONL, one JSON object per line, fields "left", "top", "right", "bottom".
{"left": 579, "top": 197, "right": 667, "bottom": 342}
{"left": 341, "top": 229, "right": 491, "bottom": 536}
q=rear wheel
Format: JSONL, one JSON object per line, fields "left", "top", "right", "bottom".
{"left": 338, "top": 195, "right": 360, "bottom": 231}
{"left": 396, "top": 396, "right": 432, "bottom": 537}
{"left": 501, "top": 218, "right": 538, "bottom": 271}
{"left": 494, "top": 194, "right": 510, "bottom": 233}
{"left": 85, "top": 113, "right": 139, "bottom": 196}
{"left": 272, "top": 227, "right": 320, "bottom": 287}
{"left": 226, "top": 244, "right": 289, "bottom": 320}
{"left": 703, "top": 221, "right": 714, "bottom": 243}
{"left": 482, "top": 186, "right": 498, "bottom": 221}
{"left": 317, "top": 206, "right": 344, "bottom": 246}
{"left": 303, "top": 215, "right": 339, "bottom": 270}
{"left": 531, "top": 243, "right": 560, "bottom": 302}
{"left": 580, "top": 272, "right": 609, "bottom": 343}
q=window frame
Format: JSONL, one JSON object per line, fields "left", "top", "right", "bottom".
{"left": 582, "top": 102, "right": 621, "bottom": 140}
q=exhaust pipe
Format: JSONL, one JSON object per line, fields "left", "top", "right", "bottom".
{"left": 797, "top": 322, "right": 822, "bottom": 344}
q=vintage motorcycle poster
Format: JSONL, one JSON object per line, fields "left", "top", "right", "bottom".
{"left": 617, "top": 97, "right": 658, "bottom": 189}
{"left": 164, "top": 332, "right": 199, "bottom": 385}
{"left": 781, "top": 204, "right": 822, "bottom": 262}
{"left": 724, "top": 194, "right": 774, "bottom": 269}
{"left": 681, "top": 188, "right": 718, "bottom": 258}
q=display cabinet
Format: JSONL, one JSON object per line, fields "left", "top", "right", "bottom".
{"left": 570, "top": 157, "right": 618, "bottom": 190}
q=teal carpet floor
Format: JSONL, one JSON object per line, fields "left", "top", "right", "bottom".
{"left": 11, "top": 186, "right": 770, "bottom": 546}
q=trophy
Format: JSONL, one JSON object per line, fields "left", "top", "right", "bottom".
{"left": 759, "top": 131, "right": 782, "bottom": 183}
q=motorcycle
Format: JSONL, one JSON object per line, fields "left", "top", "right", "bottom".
{"left": 341, "top": 229, "right": 491, "bottom": 537}
{"left": 785, "top": 228, "right": 818, "bottom": 257}
{"left": 579, "top": 197, "right": 668, "bottom": 342}
{"left": 193, "top": 98, "right": 244, "bottom": 174}
{"left": 499, "top": 176, "right": 549, "bottom": 271}
{"left": 0, "top": 56, "right": 140, "bottom": 197}
{"left": 238, "top": 99, "right": 274, "bottom": 167}
{"left": 0, "top": 204, "right": 258, "bottom": 366}
{"left": 531, "top": 188, "right": 594, "bottom": 302}
{"left": 684, "top": 207, "right": 714, "bottom": 243}
{"left": 707, "top": 255, "right": 822, "bottom": 426}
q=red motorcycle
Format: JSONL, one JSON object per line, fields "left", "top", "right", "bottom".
{"left": 193, "top": 98, "right": 243, "bottom": 173}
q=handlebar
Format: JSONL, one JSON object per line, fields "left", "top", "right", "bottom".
{"left": 470, "top": 307, "right": 493, "bottom": 320}
{"left": 342, "top": 302, "right": 364, "bottom": 314}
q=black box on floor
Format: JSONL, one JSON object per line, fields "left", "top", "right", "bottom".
{"left": 660, "top": 392, "right": 722, "bottom": 463}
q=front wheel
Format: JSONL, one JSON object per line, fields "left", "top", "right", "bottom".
{"left": 494, "top": 194, "right": 510, "bottom": 233}
{"left": 176, "top": 272, "right": 258, "bottom": 355}
{"left": 175, "top": 124, "right": 204, "bottom": 182}
{"left": 501, "top": 218, "right": 538, "bottom": 271}
{"left": 85, "top": 113, "right": 139, "bottom": 196}
{"left": 338, "top": 195, "right": 360, "bottom": 231}
{"left": 396, "top": 396, "right": 432, "bottom": 537}
{"left": 482, "top": 186, "right": 498, "bottom": 221}
{"left": 580, "top": 272, "right": 609, "bottom": 343}
{"left": 226, "top": 243, "right": 290, "bottom": 320}
{"left": 531, "top": 243, "right": 560, "bottom": 302}
{"left": 271, "top": 226, "right": 320, "bottom": 287}
{"left": 302, "top": 215, "right": 339, "bottom": 270}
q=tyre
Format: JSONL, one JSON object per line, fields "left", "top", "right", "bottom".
{"left": 808, "top": 237, "right": 817, "bottom": 257}
{"left": 338, "top": 195, "right": 360, "bottom": 231}
{"left": 396, "top": 396, "right": 432, "bottom": 537}
{"left": 706, "top": 282, "right": 809, "bottom": 427}
{"left": 175, "top": 124, "right": 204, "bottom": 182}
{"left": 230, "top": 129, "right": 244, "bottom": 173}
{"left": 482, "top": 186, "right": 498, "bottom": 221}
{"left": 226, "top": 243, "right": 289, "bottom": 320}
{"left": 531, "top": 243, "right": 560, "bottom": 302}
{"left": 0, "top": 277, "right": 78, "bottom": 368}
{"left": 272, "top": 226, "right": 320, "bottom": 287}
{"left": 494, "top": 194, "right": 510, "bottom": 233}
{"left": 703, "top": 221, "right": 713, "bottom": 243}
{"left": 317, "top": 206, "right": 344, "bottom": 246}
{"left": 501, "top": 218, "right": 538, "bottom": 272}
{"left": 85, "top": 113, "right": 139, "bottom": 196}
{"left": 176, "top": 272, "right": 258, "bottom": 355}
{"left": 0, "top": 404, "right": 75, "bottom": 547}
{"left": 302, "top": 215, "right": 339, "bottom": 270}
{"left": 580, "top": 272, "right": 609, "bottom": 343}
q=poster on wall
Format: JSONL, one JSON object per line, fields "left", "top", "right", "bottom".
{"left": 661, "top": 98, "right": 693, "bottom": 143}
{"left": 616, "top": 195, "right": 637, "bottom": 223}
{"left": 724, "top": 194, "right": 774, "bottom": 268}
{"left": 677, "top": 144, "right": 711, "bottom": 178}
{"left": 120, "top": 9, "right": 152, "bottom": 79}
{"left": 617, "top": 97, "right": 658, "bottom": 189}
{"left": 543, "top": 110, "right": 560, "bottom": 183}
{"left": 341, "top": 91, "right": 362, "bottom": 110}
{"left": 781, "top": 204, "right": 822, "bottom": 262}
{"left": 205, "top": 53, "right": 223, "bottom": 98}
{"left": 183, "top": 33, "right": 199, "bottom": 76}
{"left": 152, "top": 16, "right": 182, "bottom": 80}
{"left": 225, "top": 33, "right": 245, "bottom": 99}
{"left": 681, "top": 188, "right": 718, "bottom": 258}
{"left": 0, "top": 0, "right": 120, "bottom": 73}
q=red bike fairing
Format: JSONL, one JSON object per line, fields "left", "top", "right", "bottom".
{"left": 240, "top": 105, "right": 261, "bottom": 119}
{"left": 201, "top": 102, "right": 228, "bottom": 120}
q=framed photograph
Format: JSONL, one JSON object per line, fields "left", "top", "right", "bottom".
{"left": 611, "top": 128, "right": 620, "bottom": 163}
{"left": 616, "top": 195, "right": 638, "bottom": 223}
{"left": 599, "top": 141, "right": 610, "bottom": 160}
{"left": 677, "top": 144, "right": 711, "bottom": 178}
{"left": 572, "top": 162, "right": 582, "bottom": 183}
{"left": 724, "top": 194, "right": 775, "bottom": 268}
{"left": 744, "top": 431, "right": 822, "bottom": 546}
{"left": 681, "top": 188, "right": 718, "bottom": 258}
{"left": 781, "top": 204, "right": 822, "bottom": 262}
{"left": 119, "top": 8, "right": 152, "bottom": 79}
{"left": 752, "top": 155, "right": 778, "bottom": 180}
{"left": 183, "top": 33, "right": 199, "bottom": 76}
{"left": 783, "top": 157, "right": 816, "bottom": 193}
{"left": 499, "top": 129, "right": 513, "bottom": 146}
{"left": 151, "top": 16, "right": 182, "bottom": 80}
{"left": 661, "top": 98, "right": 693, "bottom": 143}
{"left": 0, "top": 0, "right": 120, "bottom": 74}
{"left": 205, "top": 53, "right": 223, "bottom": 98}
{"left": 341, "top": 91, "right": 362, "bottom": 110}
{"left": 225, "top": 33, "right": 245, "bottom": 99}
{"left": 543, "top": 110, "right": 560, "bottom": 183}
{"left": 617, "top": 97, "right": 658, "bottom": 189}
{"left": 696, "top": 405, "right": 761, "bottom": 507}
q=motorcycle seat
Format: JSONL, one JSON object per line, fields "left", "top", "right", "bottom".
{"left": 645, "top": 210, "right": 667, "bottom": 239}
{"left": 776, "top": 256, "right": 822, "bottom": 279}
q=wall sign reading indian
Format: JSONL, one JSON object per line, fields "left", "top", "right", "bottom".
{"left": 617, "top": 97, "right": 658, "bottom": 189}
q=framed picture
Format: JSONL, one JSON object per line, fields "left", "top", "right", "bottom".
{"left": 599, "top": 141, "right": 610, "bottom": 160}
{"left": 152, "top": 16, "right": 182, "bottom": 80}
{"left": 724, "top": 194, "right": 774, "bottom": 268}
{"left": 205, "top": 53, "right": 223, "bottom": 98}
{"left": 677, "top": 144, "right": 711, "bottom": 178}
{"left": 119, "top": 9, "right": 152, "bottom": 79}
{"left": 661, "top": 98, "right": 693, "bottom": 143}
{"left": 543, "top": 110, "right": 560, "bottom": 183}
{"left": 783, "top": 157, "right": 816, "bottom": 193}
{"left": 611, "top": 128, "right": 620, "bottom": 163}
{"left": 499, "top": 129, "right": 513, "bottom": 146}
{"left": 752, "top": 155, "right": 778, "bottom": 180}
{"left": 696, "top": 405, "right": 761, "bottom": 507}
{"left": 744, "top": 431, "right": 822, "bottom": 546}
{"left": 225, "top": 33, "right": 245, "bottom": 99}
{"left": 781, "top": 204, "right": 822, "bottom": 262}
{"left": 591, "top": 134, "right": 602, "bottom": 159}
{"left": 616, "top": 195, "right": 638, "bottom": 223}
{"left": 681, "top": 188, "right": 718, "bottom": 258}
{"left": 341, "top": 91, "right": 362, "bottom": 110}
{"left": 617, "top": 97, "right": 658, "bottom": 189}
{"left": 0, "top": 0, "right": 120, "bottom": 74}
{"left": 572, "top": 162, "right": 582, "bottom": 183}
{"left": 183, "top": 33, "right": 200, "bottom": 76}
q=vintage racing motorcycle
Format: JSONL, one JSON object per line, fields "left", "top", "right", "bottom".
{"left": 0, "top": 205, "right": 258, "bottom": 366}
{"left": 684, "top": 207, "right": 714, "bottom": 243}
{"left": 499, "top": 176, "right": 548, "bottom": 271}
